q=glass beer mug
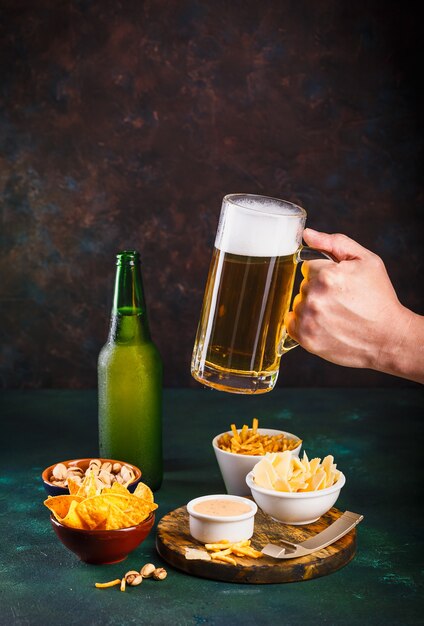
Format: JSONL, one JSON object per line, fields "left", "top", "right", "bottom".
{"left": 191, "top": 193, "right": 332, "bottom": 394}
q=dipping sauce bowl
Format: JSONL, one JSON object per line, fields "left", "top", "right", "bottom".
{"left": 187, "top": 494, "right": 257, "bottom": 543}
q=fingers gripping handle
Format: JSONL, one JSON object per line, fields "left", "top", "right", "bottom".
{"left": 280, "top": 246, "right": 335, "bottom": 353}
{"left": 296, "top": 247, "right": 336, "bottom": 263}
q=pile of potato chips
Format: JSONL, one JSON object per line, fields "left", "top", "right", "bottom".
{"left": 252, "top": 450, "right": 341, "bottom": 492}
{"left": 44, "top": 472, "right": 157, "bottom": 530}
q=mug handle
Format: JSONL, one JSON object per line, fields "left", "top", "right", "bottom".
{"left": 280, "top": 246, "right": 336, "bottom": 353}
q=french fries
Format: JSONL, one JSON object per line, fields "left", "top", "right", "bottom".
{"left": 218, "top": 418, "right": 301, "bottom": 456}
{"left": 204, "top": 539, "right": 263, "bottom": 565}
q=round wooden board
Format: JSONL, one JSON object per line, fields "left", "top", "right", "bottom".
{"left": 156, "top": 505, "right": 357, "bottom": 584}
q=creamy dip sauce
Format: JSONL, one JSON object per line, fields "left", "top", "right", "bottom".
{"left": 193, "top": 499, "right": 252, "bottom": 517}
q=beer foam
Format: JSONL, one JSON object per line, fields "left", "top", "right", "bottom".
{"left": 215, "top": 195, "right": 305, "bottom": 257}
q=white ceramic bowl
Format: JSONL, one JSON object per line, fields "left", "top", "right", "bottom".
{"left": 186, "top": 494, "right": 257, "bottom": 543}
{"left": 212, "top": 429, "right": 302, "bottom": 496}
{"left": 246, "top": 471, "right": 346, "bottom": 525}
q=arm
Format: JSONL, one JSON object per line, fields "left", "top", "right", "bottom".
{"left": 284, "top": 228, "right": 424, "bottom": 384}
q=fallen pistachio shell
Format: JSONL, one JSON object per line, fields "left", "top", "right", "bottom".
{"left": 125, "top": 571, "right": 143, "bottom": 586}
{"left": 140, "top": 563, "right": 156, "bottom": 578}
{"left": 152, "top": 567, "right": 167, "bottom": 580}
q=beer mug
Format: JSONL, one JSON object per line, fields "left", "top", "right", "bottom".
{"left": 191, "top": 193, "right": 332, "bottom": 394}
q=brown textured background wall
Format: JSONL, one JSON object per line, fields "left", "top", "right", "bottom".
{"left": 0, "top": 0, "right": 422, "bottom": 389}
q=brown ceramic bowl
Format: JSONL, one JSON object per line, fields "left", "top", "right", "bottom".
{"left": 41, "top": 458, "right": 142, "bottom": 497}
{"left": 50, "top": 512, "right": 155, "bottom": 564}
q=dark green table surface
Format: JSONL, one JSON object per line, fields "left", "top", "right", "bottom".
{"left": 0, "top": 388, "right": 423, "bottom": 626}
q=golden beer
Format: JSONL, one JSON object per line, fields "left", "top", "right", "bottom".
{"left": 191, "top": 248, "right": 296, "bottom": 393}
{"left": 191, "top": 194, "right": 310, "bottom": 394}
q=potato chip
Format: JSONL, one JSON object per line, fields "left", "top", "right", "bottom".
{"left": 273, "top": 452, "right": 291, "bottom": 479}
{"left": 44, "top": 494, "right": 85, "bottom": 520}
{"left": 60, "top": 500, "right": 88, "bottom": 529}
{"left": 103, "top": 503, "right": 135, "bottom": 531}
{"left": 44, "top": 475, "right": 157, "bottom": 530}
{"left": 76, "top": 494, "right": 133, "bottom": 529}
{"left": 98, "top": 485, "right": 155, "bottom": 525}
{"left": 273, "top": 476, "right": 292, "bottom": 492}
{"left": 76, "top": 471, "right": 99, "bottom": 498}
{"left": 185, "top": 548, "right": 211, "bottom": 561}
{"left": 67, "top": 477, "right": 81, "bottom": 496}
{"left": 74, "top": 497, "right": 110, "bottom": 529}
{"left": 126, "top": 496, "right": 158, "bottom": 525}
{"left": 133, "top": 481, "right": 154, "bottom": 503}
{"left": 252, "top": 450, "right": 341, "bottom": 493}
{"left": 103, "top": 481, "right": 130, "bottom": 496}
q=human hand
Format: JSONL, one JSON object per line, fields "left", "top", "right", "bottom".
{"left": 284, "top": 229, "right": 421, "bottom": 378}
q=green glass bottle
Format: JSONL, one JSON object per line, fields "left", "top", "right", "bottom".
{"left": 98, "top": 251, "right": 163, "bottom": 491}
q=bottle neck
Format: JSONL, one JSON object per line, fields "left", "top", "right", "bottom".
{"left": 108, "top": 252, "right": 151, "bottom": 344}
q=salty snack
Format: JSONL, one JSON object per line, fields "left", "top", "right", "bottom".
{"left": 217, "top": 418, "right": 301, "bottom": 456}
{"left": 252, "top": 450, "right": 341, "bottom": 492}
{"left": 95, "top": 579, "right": 122, "bottom": 589}
{"left": 124, "top": 571, "right": 143, "bottom": 586}
{"left": 140, "top": 563, "right": 156, "bottom": 578}
{"left": 95, "top": 563, "right": 167, "bottom": 591}
{"left": 48, "top": 459, "right": 136, "bottom": 490}
{"left": 44, "top": 473, "right": 157, "bottom": 530}
{"left": 152, "top": 567, "right": 167, "bottom": 580}
{"left": 203, "top": 539, "right": 263, "bottom": 565}
{"left": 185, "top": 548, "right": 212, "bottom": 561}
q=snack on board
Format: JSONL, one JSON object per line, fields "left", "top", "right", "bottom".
{"left": 44, "top": 472, "right": 157, "bottom": 530}
{"left": 184, "top": 539, "right": 263, "bottom": 564}
{"left": 203, "top": 539, "right": 263, "bottom": 565}
{"left": 185, "top": 548, "right": 212, "bottom": 561}
{"left": 48, "top": 459, "right": 136, "bottom": 490}
{"left": 252, "top": 450, "right": 341, "bottom": 492}
{"left": 217, "top": 418, "right": 301, "bottom": 456}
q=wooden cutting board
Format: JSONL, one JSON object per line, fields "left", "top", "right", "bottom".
{"left": 156, "top": 505, "right": 357, "bottom": 584}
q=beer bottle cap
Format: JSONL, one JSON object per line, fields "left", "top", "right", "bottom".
{"left": 116, "top": 251, "right": 140, "bottom": 266}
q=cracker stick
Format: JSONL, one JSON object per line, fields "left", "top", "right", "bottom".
{"left": 212, "top": 554, "right": 237, "bottom": 566}
{"left": 234, "top": 546, "right": 263, "bottom": 558}
{"left": 240, "top": 424, "right": 249, "bottom": 442}
{"left": 230, "top": 424, "right": 240, "bottom": 441}
{"left": 210, "top": 548, "right": 233, "bottom": 558}
{"left": 95, "top": 579, "right": 122, "bottom": 589}
{"left": 243, "top": 434, "right": 260, "bottom": 445}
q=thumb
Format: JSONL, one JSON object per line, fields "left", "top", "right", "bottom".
{"left": 303, "top": 228, "right": 368, "bottom": 262}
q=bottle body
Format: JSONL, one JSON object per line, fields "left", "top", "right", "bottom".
{"left": 98, "top": 252, "right": 163, "bottom": 491}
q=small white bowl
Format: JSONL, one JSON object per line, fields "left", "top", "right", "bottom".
{"left": 186, "top": 494, "right": 257, "bottom": 543}
{"left": 212, "top": 429, "right": 302, "bottom": 496}
{"left": 246, "top": 471, "right": 346, "bottom": 525}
